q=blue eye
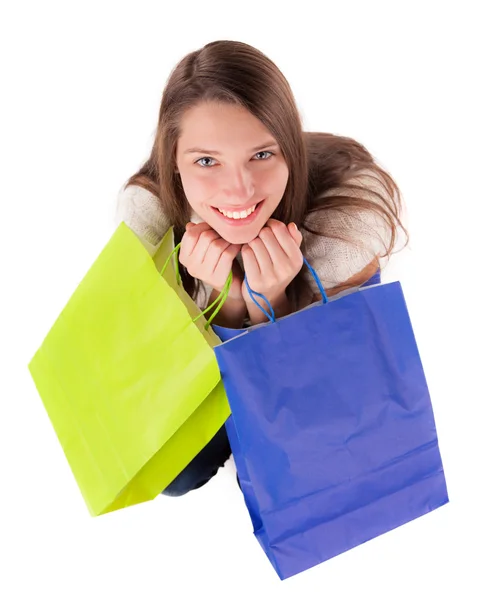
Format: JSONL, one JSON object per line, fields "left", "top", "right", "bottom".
{"left": 254, "top": 151, "right": 274, "bottom": 160}
{"left": 196, "top": 157, "right": 217, "bottom": 167}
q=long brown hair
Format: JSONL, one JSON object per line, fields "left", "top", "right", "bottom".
{"left": 125, "top": 40, "right": 407, "bottom": 305}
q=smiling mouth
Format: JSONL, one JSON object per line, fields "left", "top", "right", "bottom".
{"left": 213, "top": 200, "right": 264, "bottom": 221}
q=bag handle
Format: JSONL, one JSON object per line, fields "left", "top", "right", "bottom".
{"left": 244, "top": 256, "right": 328, "bottom": 323}
{"left": 159, "top": 243, "right": 232, "bottom": 330}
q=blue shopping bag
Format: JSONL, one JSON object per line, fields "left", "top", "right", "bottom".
{"left": 213, "top": 265, "right": 448, "bottom": 580}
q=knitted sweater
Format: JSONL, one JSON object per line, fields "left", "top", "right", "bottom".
{"left": 115, "top": 168, "right": 393, "bottom": 307}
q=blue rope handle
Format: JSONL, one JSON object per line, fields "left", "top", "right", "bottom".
{"left": 244, "top": 275, "right": 276, "bottom": 323}
{"left": 245, "top": 255, "right": 328, "bottom": 321}
{"left": 303, "top": 257, "right": 328, "bottom": 303}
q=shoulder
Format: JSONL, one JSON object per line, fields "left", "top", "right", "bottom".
{"left": 307, "top": 166, "right": 395, "bottom": 221}
{"left": 301, "top": 167, "right": 395, "bottom": 288}
{"left": 115, "top": 184, "right": 170, "bottom": 254}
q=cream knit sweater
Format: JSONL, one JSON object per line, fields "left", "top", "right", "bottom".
{"left": 115, "top": 168, "right": 393, "bottom": 307}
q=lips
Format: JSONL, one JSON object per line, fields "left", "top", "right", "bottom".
{"left": 217, "top": 204, "right": 257, "bottom": 220}
{"left": 211, "top": 200, "right": 264, "bottom": 225}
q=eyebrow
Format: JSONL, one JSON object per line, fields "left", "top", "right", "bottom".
{"left": 184, "top": 141, "right": 279, "bottom": 155}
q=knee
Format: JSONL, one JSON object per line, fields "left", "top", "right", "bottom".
{"left": 161, "top": 467, "right": 215, "bottom": 497}
{"left": 161, "top": 425, "right": 231, "bottom": 497}
{"left": 161, "top": 482, "right": 191, "bottom": 497}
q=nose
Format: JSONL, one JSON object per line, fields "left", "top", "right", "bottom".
{"left": 221, "top": 166, "right": 255, "bottom": 203}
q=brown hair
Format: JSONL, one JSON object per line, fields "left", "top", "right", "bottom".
{"left": 125, "top": 40, "right": 407, "bottom": 306}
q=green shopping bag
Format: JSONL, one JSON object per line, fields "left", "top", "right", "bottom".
{"left": 28, "top": 222, "right": 231, "bottom": 516}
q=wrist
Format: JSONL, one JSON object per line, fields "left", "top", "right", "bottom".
{"left": 207, "top": 289, "right": 247, "bottom": 329}
{"left": 246, "top": 288, "right": 291, "bottom": 325}
{"left": 212, "top": 280, "right": 243, "bottom": 302}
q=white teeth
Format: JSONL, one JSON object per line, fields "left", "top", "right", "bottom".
{"left": 218, "top": 204, "right": 257, "bottom": 219}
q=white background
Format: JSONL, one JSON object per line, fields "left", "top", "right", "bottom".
{"left": 1, "top": 1, "right": 498, "bottom": 598}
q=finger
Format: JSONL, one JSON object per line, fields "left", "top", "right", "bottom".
{"left": 202, "top": 237, "right": 232, "bottom": 272}
{"left": 287, "top": 222, "right": 303, "bottom": 247}
{"left": 257, "top": 224, "right": 288, "bottom": 267}
{"left": 241, "top": 244, "right": 260, "bottom": 282}
{"left": 215, "top": 244, "right": 242, "bottom": 283}
{"left": 184, "top": 221, "right": 211, "bottom": 234}
{"left": 265, "top": 219, "right": 302, "bottom": 260}
{"left": 180, "top": 222, "right": 213, "bottom": 258}
{"left": 181, "top": 226, "right": 220, "bottom": 265}
{"left": 248, "top": 235, "right": 274, "bottom": 275}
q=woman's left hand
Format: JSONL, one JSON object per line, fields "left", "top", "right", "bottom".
{"left": 241, "top": 219, "right": 303, "bottom": 315}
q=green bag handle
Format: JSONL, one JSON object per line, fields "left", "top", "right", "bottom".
{"left": 160, "top": 243, "right": 232, "bottom": 330}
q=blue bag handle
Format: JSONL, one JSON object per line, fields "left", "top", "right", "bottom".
{"left": 244, "top": 256, "right": 328, "bottom": 323}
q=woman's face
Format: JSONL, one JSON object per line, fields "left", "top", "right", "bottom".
{"left": 175, "top": 101, "right": 289, "bottom": 244}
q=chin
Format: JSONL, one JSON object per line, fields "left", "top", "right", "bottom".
{"left": 217, "top": 227, "right": 259, "bottom": 245}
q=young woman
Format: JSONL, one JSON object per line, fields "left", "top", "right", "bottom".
{"left": 116, "top": 40, "right": 407, "bottom": 496}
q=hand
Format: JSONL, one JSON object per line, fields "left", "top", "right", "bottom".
{"left": 179, "top": 222, "right": 243, "bottom": 300}
{"left": 241, "top": 219, "right": 303, "bottom": 311}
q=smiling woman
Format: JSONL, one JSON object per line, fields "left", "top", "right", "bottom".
{"left": 117, "top": 42, "right": 406, "bottom": 319}
{"left": 115, "top": 39, "right": 408, "bottom": 495}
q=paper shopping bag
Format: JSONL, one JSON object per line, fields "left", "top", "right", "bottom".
{"left": 213, "top": 268, "right": 448, "bottom": 580}
{"left": 29, "top": 223, "right": 230, "bottom": 516}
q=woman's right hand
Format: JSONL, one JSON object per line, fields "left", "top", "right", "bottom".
{"left": 179, "top": 222, "right": 243, "bottom": 300}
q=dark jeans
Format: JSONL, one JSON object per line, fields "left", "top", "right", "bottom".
{"left": 162, "top": 424, "right": 234, "bottom": 497}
